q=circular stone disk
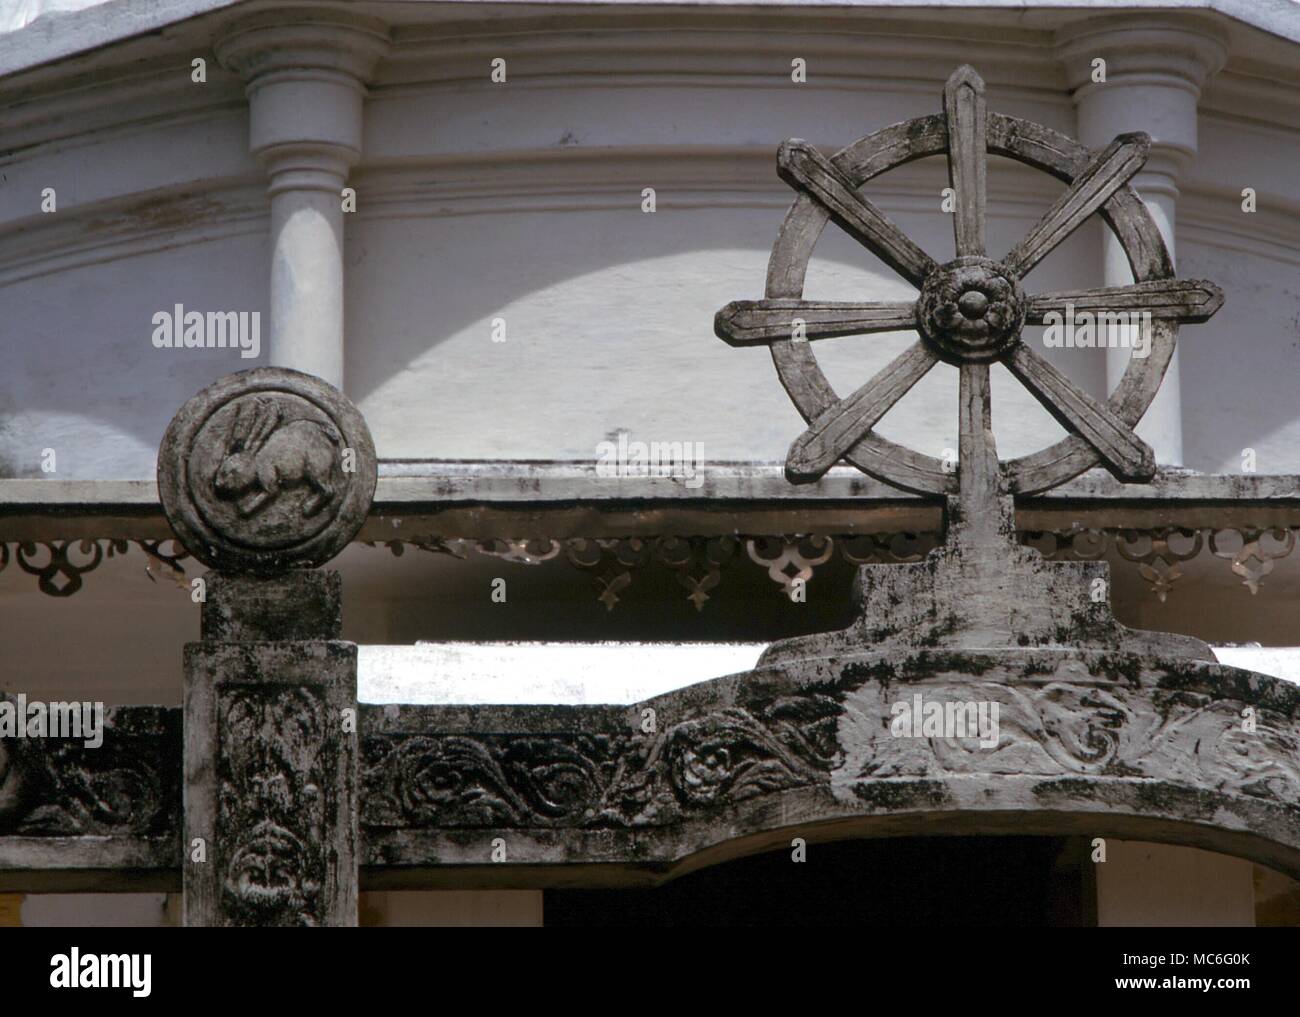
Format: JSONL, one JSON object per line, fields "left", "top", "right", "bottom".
{"left": 157, "top": 368, "right": 377, "bottom": 575}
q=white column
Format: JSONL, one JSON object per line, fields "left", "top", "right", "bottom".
{"left": 216, "top": 10, "right": 390, "bottom": 387}
{"left": 1057, "top": 16, "right": 1227, "bottom": 467}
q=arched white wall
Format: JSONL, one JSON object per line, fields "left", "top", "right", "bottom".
{"left": 2, "top": 10, "right": 1295, "bottom": 478}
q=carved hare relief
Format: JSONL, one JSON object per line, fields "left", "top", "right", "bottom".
{"left": 213, "top": 397, "right": 342, "bottom": 518}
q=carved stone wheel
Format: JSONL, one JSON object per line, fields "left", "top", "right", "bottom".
{"left": 715, "top": 66, "right": 1224, "bottom": 496}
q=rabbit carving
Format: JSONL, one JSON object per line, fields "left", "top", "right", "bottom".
{"left": 212, "top": 397, "right": 342, "bottom": 518}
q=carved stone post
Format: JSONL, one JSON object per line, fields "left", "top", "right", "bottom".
{"left": 158, "top": 368, "right": 377, "bottom": 926}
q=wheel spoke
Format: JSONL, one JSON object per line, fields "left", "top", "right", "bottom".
{"left": 944, "top": 65, "right": 987, "bottom": 258}
{"left": 785, "top": 340, "right": 939, "bottom": 483}
{"left": 957, "top": 362, "right": 1000, "bottom": 519}
{"left": 1005, "top": 343, "right": 1155, "bottom": 482}
{"left": 1003, "top": 133, "right": 1150, "bottom": 279}
{"left": 1025, "top": 279, "right": 1224, "bottom": 323}
{"left": 714, "top": 299, "right": 917, "bottom": 346}
{"left": 778, "top": 139, "right": 938, "bottom": 288}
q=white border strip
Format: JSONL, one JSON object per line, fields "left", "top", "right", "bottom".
{"left": 358, "top": 641, "right": 1300, "bottom": 705}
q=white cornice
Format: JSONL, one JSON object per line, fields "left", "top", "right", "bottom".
{"left": 0, "top": 181, "right": 268, "bottom": 287}
{"left": 1056, "top": 13, "right": 1230, "bottom": 97}
{"left": 0, "top": 1, "right": 1294, "bottom": 83}
{"left": 4, "top": 7, "right": 1300, "bottom": 149}
{"left": 213, "top": 7, "right": 390, "bottom": 83}
{"left": 3, "top": 142, "right": 1295, "bottom": 287}
{"left": 347, "top": 146, "right": 1067, "bottom": 219}
{"left": 378, "top": 16, "right": 1060, "bottom": 89}
{"left": 4, "top": 1, "right": 1300, "bottom": 85}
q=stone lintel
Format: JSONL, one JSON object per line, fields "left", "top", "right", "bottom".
{"left": 358, "top": 648, "right": 1300, "bottom": 886}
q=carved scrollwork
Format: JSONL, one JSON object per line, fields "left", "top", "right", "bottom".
{"left": 0, "top": 705, "right": 180, "bottom": 838}
{"left": 217, "top": 686, "right": 330, "bottom": 927}
{"left": 361, "top": 732, "right": 627, "bottom": 828}
{"left": 847, "top": 666, "right": 1300, "bottom": 802}
{"left": 361, "top": 688, "right": 843, "bottom": 831}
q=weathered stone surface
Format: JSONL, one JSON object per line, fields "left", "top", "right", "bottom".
{"left": 185, "top": 640, "right": 357, "bottom": 926}
{"left": 201, "top": 570, "right": 342, "bottom": 642}
{"left": 762, "top": 539, "right": 1212, "bottom": 665}
{"left": 0, "top": 705, "right": 180, "bottom": 891}
{"left": 718, "top": 66, "right": 1222, "bottom": 496}
{"left": 183, "top": 563, "right": 360, "bottom": 927}
{"left": 157, "top": 367, "right": 376, "bottom": 575}
{"left": 348, "top": 65, "right": 1282, "bottom": 894}
{"left": 7, "top": 650, "right": 1296, "bottom": 893}
{"left": 359, "top": 649, "right": 1300, "bottom": 886}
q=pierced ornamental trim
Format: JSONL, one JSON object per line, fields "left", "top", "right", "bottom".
{"left": 1116, "top": 527, "right": 1204, "bottom": 603}
{"left": 1210, "top": 527, "right": 1297, "bottom": 595}
{"left": 4, "top": 528, "right": 1296, "bottom": 604}
{"left": 0, "top": 540, "right": 190, "bottom": 597}
{"left": 745, "top": 535, "right": 833, "bottom": 600}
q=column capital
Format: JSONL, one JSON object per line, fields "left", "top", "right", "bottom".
{"left": 214, "top": 7, "right": 390, "bottom": 175}
{"left": 1055, "top": 14, "right": 1228, "bottom": 195}
{"left": 214, "top": 7, "right": 390, "bottom": 89}
{"left": 1055, "top": 14, "right": 1229, "bottom": 99}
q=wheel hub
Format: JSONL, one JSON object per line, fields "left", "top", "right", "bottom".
{"left": 917, "top": 256, "right": 1026, "bottom": 364}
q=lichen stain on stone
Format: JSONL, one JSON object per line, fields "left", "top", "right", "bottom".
{"left": 838, "top": 659, "right": 899, "bottom": 689}
{"left": 1156, "top": 664, "right": 1300, "bottom": 715}
{"left": 849, "top": 779, "right": 950, "bottom": 810}
{"left": 1093, "top": 655, "right": 1144, "bottom": 689}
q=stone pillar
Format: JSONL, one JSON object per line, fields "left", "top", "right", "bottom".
{"left": 216, "top": 9, "right": 390, "bottom": 387}
{"left": 1057, "top": 16, "right": 1227, "bottom": 467}
{"left": 184, "top": 573, "right": 357, "bottom": 926}
{"left": 157, "top": 367, "right": 377, "bottom": 926}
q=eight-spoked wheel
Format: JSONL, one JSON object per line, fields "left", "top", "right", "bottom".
{"left": 715, "top": 66, "right": 1224, "bottom": 496}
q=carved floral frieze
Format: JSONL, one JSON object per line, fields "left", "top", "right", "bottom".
{"left": 0, "top": 705, "right": 180, "bottom": 839}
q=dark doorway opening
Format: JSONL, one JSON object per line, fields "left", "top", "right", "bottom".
{"left": 545, "top": 835, "right": 1095, "bottom": 926}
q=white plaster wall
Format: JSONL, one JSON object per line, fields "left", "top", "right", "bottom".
{"left": 347, "top": 44, "right": 1100, "bottom": 463}
{"left": 0, "top": 83, "right": 267, "bottom": 478}
{"left": 1, "top": 11, "right": 1295, "bottom": 477}
{"left": 0, "top": 235, "right": 269, "bottom": 478}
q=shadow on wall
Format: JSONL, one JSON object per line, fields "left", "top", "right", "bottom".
{"left": 341, "top": 150, "right": 1111, "bottom": 462}
{"left": 0, "top": 231, "right": 269, "bottom": 479}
